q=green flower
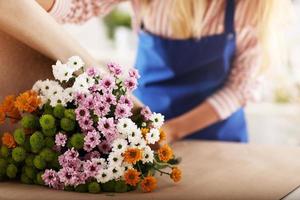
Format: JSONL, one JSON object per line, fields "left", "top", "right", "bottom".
{"left": 43, "top": 102, "right": 53, "bottom": 115}
{"left": 23, "top": 138, "right": 31, "bottom": 152}
{"left": 39, "top": 148, "right": 55, "bottom": 162}
{"left": 53, "top": 104, "right": 65, "bottom": 119}
{"left": 88, "top": 181, "right": 101, "bottom": 193}
{"left": 42, "top": 128, "right": 56, "bottom": 137}
{"left": 25, "top": 154, "right": 35, "bottom": 167}
{"left": 12, "top": 147, "right": 26, "bottom": 162}
{"left": 44, "top": 137, "right": 55, "bottom": 148}
{"left": 6, "top": 164, "right": 18, "bottom": 179}
{"left": 64, "top": 109, "right": 76, "bottom": 120}
{"left": 24, "top": 166, "right": 36, "bottom": 180}
{"left": 39, "top": 114, "right": 56, "bottom": 130}
{"left": 33, "top": 155, "right": 46, "bottom": 170}
{"left": 70, "top": 133, "right": 84, "bottom": 150}
{"left": 101, "top": 180, "right": 116, "bottom": 192}
{"left": 36, "top": 172, "right": 44, "bottom": 185}
{"left": 114, "top": 180, "right": 128, "bottom": 193}
{"left": 30, "top": 131, "right": 44, "bottom": 153}
{"left": 13, "top": 129, "right": 26, "bottom": 145}
{"left": 21, "top": 173, "right": 33, "bottom": 184}
{"left": 21, "top": 114, "right": 39, "bottom": 129}
{"left": 0, "top": 146, "right": 9, "bottom": 158}
{"left": 60, "top": 118, "right": 76, "bottom": 132}
{"left": 0, "top": 158, "right": 8, "bottom": 176}
{"left": 75, "top": 184, "right": 88, "bottom": 193}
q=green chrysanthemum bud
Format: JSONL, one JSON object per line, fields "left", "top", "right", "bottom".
{"left": 6, "top": 164, "right": 18, "bottom": 179}
{"left": 12, "top": 147, "right": 26, "bottom": 162}
{"left": 24, "top": 166, "right": 36, "bottom": 180}
{"left": 13, "top": 129, "right": 26, "bottom": 145}
{"left": 25, "top": 154, "right": 34, "bottom": 167}
{"left": 21, "top": 114, "right": 39, "bottom": 129}
{"left": 88, "top": 181, "right": 101, "bottom": 193}
{"left": 75, "top": 184, "right": 88, "bottom": 193}
{"left": 114, "top": 180, "right": 128, "bottom": 193}
{"left": 23, "top": 138, "right": 31, "bottom": 152}
{"left": 101, "top": 180, "right": 116, "bottom": 192}
{"left": 60, "top": 118, "right": 75, "bottom": 132}
{"left": 33, "top": 155, "right": 46, "bottom": 170}
{"left": 39, "top": 114, "right": 56, "bottom": 130}
{"left": 43, "top": 102, "right": 53, "bottom": 115}
{"left": 0, "top": 158, "right": 8, "bottom": 176}
{"left": 53, "top": 104, "right": 65, "bottom": 119}
{"left": 30, "top": 131, "right": 44, "bottom": 153}
{"left": 64, "top": 186, "right": 74, "bottom": 191}
{"left": 1, "top": 146, "right": 9, "bottom": 158}
{"left": 64, "top": 109, "right": 76, "bottom": 121}
{"left": 44, "top": 137, "right": 55, "bottom": 148}
{"left": 70, "top": 133, "right": 84, "bottom": 150}
{"left": 42, "top": 128, "right": 56, "bottom": 137}
{"left": 21, "top": 173, "right": 33, "bottom": 184}
{"left": 36, "top": 172, "right": 44, "bottom": 185}
{"left": 39, "top": 148, "right": 55, "bottom": 162}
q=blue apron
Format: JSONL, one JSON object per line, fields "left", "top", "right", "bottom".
{"left": 134, "top": 0, "right": 248, "bottom": 142}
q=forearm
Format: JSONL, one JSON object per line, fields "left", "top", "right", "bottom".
{"left": 0, "top": 0, "right": 97, "bottom": 67}
{"left": 166, "top": 101, "right": 220, "bottom": 139}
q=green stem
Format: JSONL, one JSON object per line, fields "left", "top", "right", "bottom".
{"left": 153, "top": 166, "right": 171, "bottom": 176}
{"left": 137, "top": 162, "right": 145, "bottom": 178}
{"left": 154, "top": 158, "right": 174, "bottom": 169}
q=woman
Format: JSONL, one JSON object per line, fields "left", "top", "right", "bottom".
{"left": 2, "top": 0, "right": 289, "bottom": 142}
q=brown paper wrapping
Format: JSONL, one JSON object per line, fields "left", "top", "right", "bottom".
{"left": 0, "top": 141, "right": 300, "bottom": 200}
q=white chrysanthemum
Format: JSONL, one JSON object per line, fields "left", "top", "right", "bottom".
{"left": 130, "top": 137, "right": 147, "bottom": 149}
{"left": 112, "top": 138, "right": 128, "bottom": 153}
{"left": 111, "top": 166, "right": 125, "bottom": 180}
{"left": 39, "top": 79, "right": 60, "bottom": 97}
{"left": 67, "top": 56, "right": 84, "bottom": 71}
{"left": 63, "top": 87, "right": 74, "bottom": 103}
{"left": 150, "top": 113, "right": 165, "bottom": 128}
{"left": 96, "top": 168, "right": 113, "bottom": 183}
{"left": 117, "top": 118, "right": 136, "bottom": 138}
{"left": 142, "top": 146, "right": 154, "bottom": 164}
{"left": 107, "top": 152, "right": 123, "bottom": 167}
{"left": 92, "top": 158, "right": 108, "bottom": 169}
{"left": 72, "top": 72, "right": 95, "bottom": 93}
{"left": 127, "top": 127, "right": 143, "bottom": 145}
{"left": 52, "top": 60, "right": 75, "bottom": 82}
{"left": 122, "top": 162, "right": 133, "bottom": 171}
{"left": 146, "top": 129, "right": 160, "bottom": 144}
{"left": 32, "top": 80, "right": 44, "bottom": 93}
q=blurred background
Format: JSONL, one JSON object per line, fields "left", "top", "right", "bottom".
{"left": 62, "top": 1, "right": 300, "bottom": 146}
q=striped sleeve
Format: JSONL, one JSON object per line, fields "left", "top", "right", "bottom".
{"left": 207, "top": 26, "right": 262, "bottom": 120}
{"left": 49, "top": 0, "right": 125, "bottom": 24}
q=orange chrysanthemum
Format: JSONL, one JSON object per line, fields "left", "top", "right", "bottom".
{"left": 159, "top": 129, "right": 167, "bottom": 142}
{"left": 158, "top": 144, "right": 173, "bottom": 162}
{"left": 2, "top": 132, "right": 16, "bottom": 148}
{"left": 0, "top": 106, "right": 5, "bottom": 124}
{"left": 123, "top": 148, "right": 143, "bottom": 164}
{"left": 15, "top": 90, "right": 41, "bottom": 113}
{"left": 141, "top": 176, "right": 157, "bottom": 193}
{"left": 170, "top": 167, "right": 182, "bottom": 183}
{"left": 1, "top": 95, "right": 21, "bottom": 122}
{"left": 124, "top": 169, "right": 141, "bottom": 186}
{"left": 141, "top": 128, "right": 149, "bottom": 138}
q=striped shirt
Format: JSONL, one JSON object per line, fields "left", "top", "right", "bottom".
{"left": 49, "top": 0, "right": 262, "bottom": 120}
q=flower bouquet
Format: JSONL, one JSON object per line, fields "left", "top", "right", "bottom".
{"left": 0, "top": 56, "right": 181, "bottom": 193}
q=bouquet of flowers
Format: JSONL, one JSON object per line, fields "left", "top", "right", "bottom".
{"left": 0, "top": 56, "right": 181, "bottom": 193}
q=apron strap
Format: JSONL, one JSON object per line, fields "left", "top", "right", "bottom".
{"left": 224, "top": 0, "right": 235, "bottom": 34}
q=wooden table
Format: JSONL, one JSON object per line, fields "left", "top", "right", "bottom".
{"left": 1, "top": 141, "right": 300, "bottom": 200}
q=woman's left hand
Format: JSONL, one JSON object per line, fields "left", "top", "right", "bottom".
{"left": 161, "top": 119, "right": 181, "bottom": 144}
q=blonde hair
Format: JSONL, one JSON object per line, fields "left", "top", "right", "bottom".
{"left": 140, "top": 0, "right": 294, "bottom": 72}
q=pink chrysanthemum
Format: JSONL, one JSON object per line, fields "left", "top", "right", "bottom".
{"left": 128, "top": 68, "right": 140, "bottom": 79}
{"left": 100, "top": 76, "right": 116, "bottom": 92}
{"left": 98, "top": 140, "right": 112, "bottom": 154}
{"left": 107, "top": 62, "right": 122, "bottom": 76}
{"left": 119, "top": 95, "right": 133, "bottom": 108}
{"left": 141, "top": 106, "right": 152, "bottom": 121}
{"left": 124, "top": 77, "right": 137, "bottom": 91}
{"left": 97, "top": 117, "right": 115, "bottom": 135}
{"left": 115, "top": 103, "right": 132, "bottom": 119}
{"left": 94, "top": 101, "right": 110, "bottom": 117}
{"left": 55, "top": 132, "right": 67, "bottom": 147}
